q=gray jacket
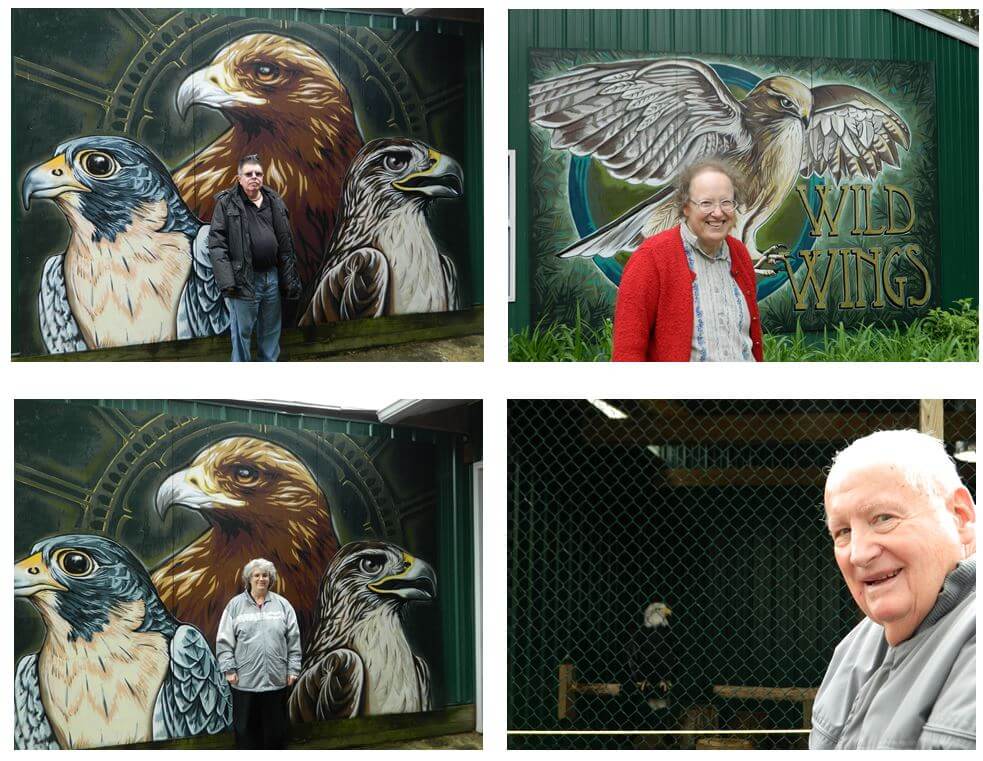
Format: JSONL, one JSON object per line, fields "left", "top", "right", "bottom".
{"left": 216, "top": 591, "right": 302, "bottom": 693}
{"left": 810, "top": 557, "right": 976, "bottom": 749}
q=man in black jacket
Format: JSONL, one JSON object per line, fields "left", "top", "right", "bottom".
{"left": 208, "top": 154, "right": 302, "bottom": 361}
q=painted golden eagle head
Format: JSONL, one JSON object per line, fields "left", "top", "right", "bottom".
{"left": 175, "top": 33, "right": 354, "bottom": 132}
{"left": 155, "top": 436, "right": 329, "bottom": 535}
{"left": 744, "top": 75, "right": 812, "bottom": 130}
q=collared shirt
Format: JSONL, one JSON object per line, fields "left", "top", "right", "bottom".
{"left": 238, "top": 187, "right": 278, "bottom": 272}
{"left": 679, "top": 222, "right": 753, "bottom": 362}
{"left": 216, "top": 590, "right": 302, "bottom": 693}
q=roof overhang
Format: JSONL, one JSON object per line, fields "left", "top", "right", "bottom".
{"left": 890, "top": 10, "right": 978, "bottom": 48}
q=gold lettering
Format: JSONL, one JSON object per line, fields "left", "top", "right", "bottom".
{"left": 863, "top": 182, "right": 887, "bottom": 235}
{"left": 883, "top": 246, "right": 907, "bottom": 307}
{"left": 786, "top": 249, "right": 837, "bottom": 310}
{"left": 886, "top": 185, "right": 916, "bottom": 234}
{"left": 796, "top": 184, "right": 850, "bottom": 237}
{"left": 855, "top": 247, "right": 885, "bottom": 308}
{"left": 838, "top": 248, "right": 856, "bottom": 309}
{"left": 904, "top": 244, "right": 931, "bottom": 307}
{"left": 851, "top": 184, "right": 864, "bottom": 235}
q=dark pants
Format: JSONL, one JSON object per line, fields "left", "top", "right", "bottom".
{"left": 232, "top": 686, "right": 290, "bottom": 749}
{"left": 227, "top": 268, "right": 281, "bottom": 362}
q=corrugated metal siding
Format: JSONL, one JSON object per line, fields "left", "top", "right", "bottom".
{"left": 508, "top": 9, "right": 978, "bottom": 329}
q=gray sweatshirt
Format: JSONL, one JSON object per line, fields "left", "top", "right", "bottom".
{"left": 810, "top": 556, "right": 976, "bottom": 749}
{"left": 216, "top": 591, "right": 302, "bottom": 693}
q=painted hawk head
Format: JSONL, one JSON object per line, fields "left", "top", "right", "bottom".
{"left": 21, "top": 136, "right": 199, "bottom": 242}
{"left": 14, "top": 533, "right": 175, "bottom": 642}
{"left": 315, "top": 541, "right": 437, "bottom": 627}
{"left": 155, "top": 436, "right": 330, "bottom": 537}
{"left": 744, "top": 75, "right": 813, "bottom": 129}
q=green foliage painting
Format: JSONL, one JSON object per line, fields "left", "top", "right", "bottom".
{"left": 528, "top": 48, "right": 939, "bottom": 334}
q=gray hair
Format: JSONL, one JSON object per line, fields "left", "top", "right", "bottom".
{"left": 671, "top": 157, "right": 746, "bottom": 218}
{"left": 242, "top": 558, "right": 278, "bottom": 591}
{"left": 237, "top": 153, "right": 262, "bottom": 174}
{"left": 826, "top": 429, "right": 964, "bottom": 501}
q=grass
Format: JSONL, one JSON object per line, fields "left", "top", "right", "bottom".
{"left": 509, "top": 300, "right": 978, "bottom": 362}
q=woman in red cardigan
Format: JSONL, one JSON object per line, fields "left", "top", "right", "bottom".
{"left": 611, "top": 159, "right": 763, "bottom": 362}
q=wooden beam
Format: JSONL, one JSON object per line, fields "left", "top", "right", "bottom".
{"left": 558, "top": 662, "right": 575, "bottom": 720}
{"left": 14, "top": 307, "right": 483, "bottom": 362}
{"left": 713, "top": 685, "right": 818, "bottom": 702}
{"left": 920, "top": 399, "right": 944, "bottom": 439}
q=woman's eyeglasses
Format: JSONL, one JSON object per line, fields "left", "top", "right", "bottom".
{"left": 692, "top": 199, "right": 736, "bottom": 213}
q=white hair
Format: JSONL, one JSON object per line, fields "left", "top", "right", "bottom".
{"left": 242, "top": 558, "right": 278, "bottom": 591}
{"left": 827, "top": 429, "right": 963, "bottom": 500}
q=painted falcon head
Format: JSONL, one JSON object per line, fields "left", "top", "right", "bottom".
{"left": 14, "top": 533, "right": 176, "bottom": 642}
{"left": 743, "top": 75, "right": 813, "bottom": 130}
{"left": 316, "top": 541, "right": 437, "bottom": 624}
{"left": 155, "top": 436, "right": 331, "bottom": 536}
{"left": 175, "top": 33, "right": 353, "bottom": 130}
{"left": 21, "top": 136, "right": 200, "bottom": 243}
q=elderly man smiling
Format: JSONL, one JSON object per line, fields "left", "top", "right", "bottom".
{"left": 811, "top": 429, "right": 976, "bottom": 750}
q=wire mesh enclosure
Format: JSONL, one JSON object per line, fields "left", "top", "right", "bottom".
{"left": 508, "top": 399, "right": 976, "bottom": 750}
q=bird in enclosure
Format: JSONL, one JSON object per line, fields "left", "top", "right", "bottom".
{"left": 22, "top": 136, "right": 228, "bottom": 353}
{"left": 299, "top": 138, "right": 463, "bottom": 325}
{"left": 289, "top": 541, "right": 437, "bottom": 722}
{"left": 14, "top": 534, "right": 230, "bottom": 749}
{"left": 628, "top": 600, "right": 676, "bottom": 712}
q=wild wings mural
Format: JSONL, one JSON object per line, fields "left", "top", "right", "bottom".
{"left": 528, "top": 49, "right": 938, "bottom": 333}
{"left": 14, "top": 402, "right": 443, "bottom": 748}
{"left": 13, "top": 9, "right": 473, "bottom": 356}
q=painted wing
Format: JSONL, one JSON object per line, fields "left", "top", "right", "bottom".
{"left": 15, "top": 654, "right": 58, "bottom": 749}
{"left": 414, "top": 655, "right": 432, "bottom": 712}
{"left": 440, "top": 254, "right": 460, "bottom": 311}
{"left": 153, "top": 625, "right": 231, "bottom": 740}
{"left": 300, "top": 248, "right": 389, "bottom": 325}
{"left": 289, "top": 649, "right": 364, "bottom": 722}
{"left": 38, "top": 255, "right": 86, "bottom": 354}
{"left": 801, "top": 85, "right": 911, "bottom": 183}
{"left": 530, "top": 58, "right": 752, "bottom": 185}
{"left": 177, "top": 225, "right": 230, "bottom": 339}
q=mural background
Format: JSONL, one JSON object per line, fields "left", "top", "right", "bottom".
{"left": 527, "top": 48, "right": 939, "bottom": 334}
{"left": 12, "top": 8, "right": 481, "bottom": 356}
{"left": 14, "top": 400, "right": 458, "bottom": 748}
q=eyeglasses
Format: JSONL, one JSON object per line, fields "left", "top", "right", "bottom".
{"left": 691, "top": 199, "right": 736, "bottom": 214}
{"left": 241, "top": 171, "right": 264, "bottom": 178}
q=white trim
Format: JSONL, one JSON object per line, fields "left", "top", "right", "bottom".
{"left": 472, "top": 460, "right": 483, "bottom": 734}
{"left": 890, "top": 10, "right": 978, "bottom": 48}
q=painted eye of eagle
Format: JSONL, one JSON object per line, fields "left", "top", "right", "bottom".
{"left": 383, "top": 151, "right": 413, "bottom": 173}
{"left": 359, "top": 554, "right": 387, "bottom": 576}
{"left": 53, "top": 548, "right": 97, "bottom": 577}
{"left": 778, "top": 95, "right": 794, "bottom": 111}
{"left": 77, "top": 150, "right": 119, "bottom": 179}
{"left": 231, "top": 463, "right": 261, "bottom": 485}
{"left": 253, "top": 62, "right": 281, "bottom": 83}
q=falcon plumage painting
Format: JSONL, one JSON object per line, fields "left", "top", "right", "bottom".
{"left": 21, "top": 136, "right": 228, "bottom": 353}
{"left": 289, "top": 542, "right": 437, "bottom": 722}
{"left": 173, "top": 32, "right": 365, "bottom": 287}
{"left": 529, "top": 58, "right": 911, "bottom": 267}
{"left": 299, "top": 138, "right": 463, "bottom": 325}
{"left": 14, "top": 534, "right": 231, "bottom": 749}
{"left": 152, "top": 436, "right": 339, "bottom": 648}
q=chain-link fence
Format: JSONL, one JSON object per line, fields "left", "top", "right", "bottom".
{"left": 508, "top": 399, "right": 976, "bottom": 750}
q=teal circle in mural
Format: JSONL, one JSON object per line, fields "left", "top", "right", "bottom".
{"left": 566, "top": 62, "right": 822, "bottom": 300}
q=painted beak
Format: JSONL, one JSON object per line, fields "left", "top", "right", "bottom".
{"left": 370, "top": 553, "right": 437, "bottom": 601}
{"left": 393, "top": 150, "right": 464, "bottom": 198}
{"left": 22, "top": 154, "right": 89, "bottom": 210}
{"left": 176, "top": 63, "right": 266, "bottom": 118}
{"left": 155, "top": 466, "right": 245, "bottom": 519}
{"left": 15, "top": 552, "right": 68, "bottom": 597}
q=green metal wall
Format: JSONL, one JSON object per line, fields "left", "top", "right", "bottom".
{"left": 508, "top": 9, "right": 978, "bottom": 331}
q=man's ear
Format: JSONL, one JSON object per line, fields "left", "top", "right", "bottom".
{"left": 949, "top": 486, "right": 976, "bottom": 548}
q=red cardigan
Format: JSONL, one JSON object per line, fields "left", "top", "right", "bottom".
{"left": 611, "top": 226, "right": 763, "bottom": 362}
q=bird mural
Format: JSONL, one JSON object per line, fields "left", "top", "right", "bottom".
{"left": 529, "top": 58, "right": 911, "bottom": 270}
{"left": 22, "top": 136, "right": 229, "bottom": 353}
{"left": 13, "top": 534, "right": 231, "bottom": 749}
{"left": 152, "top": 436, "right": 340, "bottom": 649}
{"left": 299, "top": 138, "right": 463, "bottom": 325}
{"left": 628, "top": 601, "right": 676, "bottom": 713}
{"left": 289, "top": 541, "right": 437, "bottom": 722}
{"left": 173, "top": 32, "right": 365, "bottom": 287}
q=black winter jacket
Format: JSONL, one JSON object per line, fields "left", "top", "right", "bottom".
{"left": 208, "top": 186, "right": 302, "bottom": 299}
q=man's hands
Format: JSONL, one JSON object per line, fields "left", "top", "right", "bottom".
{"left": 226, "top": 672, "right": 238, "bottom": 686}
{"left": 287, "top": 675, "right": 298, "bottom": 687}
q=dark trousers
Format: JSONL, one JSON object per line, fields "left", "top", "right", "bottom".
{"left": 232, "top": 686, "right": 290, "bottom": 749}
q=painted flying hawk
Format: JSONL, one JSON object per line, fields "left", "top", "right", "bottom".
{"left": 299, "top": 138, "right": 463, "bottom": 325}
{"left": 14, "top": 534, "right": 230, "bottom": 749}
{"left": 152, "top": 436, "right": 339, "bottom": 648}
{"left": 21, "top": 136, "right": 228, "bottom": 353}
{"left": 529, "top": 58, "right": 911, "bottom": 267}
{"left": 288, "top": 542, "right": 437, "bottom": 722}
{"left": 173, "top": 32, "right": 364, "bottom": 287}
